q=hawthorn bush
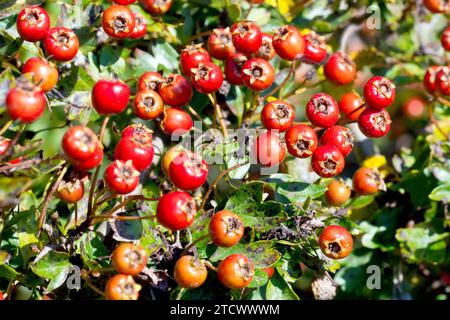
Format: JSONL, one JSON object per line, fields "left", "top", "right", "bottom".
{"left": 0, "top": 0, "right": 449, "bottom": 301}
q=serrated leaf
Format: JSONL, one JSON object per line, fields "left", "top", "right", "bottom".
{"left": 31, "top": 251, "right": 72, "bottom": 292}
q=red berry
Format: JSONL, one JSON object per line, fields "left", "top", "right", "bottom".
{"left": 6, "top": 80, "right": 46, "bottom": 123}
{"left": 442, "top": 26, "right": 450, "bottom": 51}
{"left": 320, "top": 125, "right": 354, "bottom": 157}
{"left": 324, "top": 52, "right": 356, "bottom": 85}
{"left": 209, "top": 210, "right": 244, "bottom": 247}
{"left": 180, "top": 44, "right": 211, "bottom": 77}
{"left": 62, "top": 126, "right": 99, "bottom": 161}
{"left": 130, "top": 12, "right": 147, "bottom": 39}
{"left": 255, "top": 131, "right": 287, "bottom": 167}
{"left": 137, "top": 71, "right": 163, "bottom": 91}
{"left": 285, "top": 124, "right": 318, "bottom": 158}
{"left": 303, "top": 31, "right": 327, "bottom": 64}
{"left": 156, "top": 191, "right": 196, "bottom": 230}
{"left": 102, "top": 5, "right": 135, "bottom": 39}
{"left": 22, "top": 57, "right": 58, "bottom": 92}
{"left": 105, "top": 274, "right": 140, "bottom": 300}
{"left": 104, "top": 160, "right": 140, "bottom": 194}
{"left": 353, "top": 167, "right": 385, "bottom": 195}
{"left": 311, "top": 145, "right": 345, "bottom": 178}
{"left": 319, "top": 225, "right": 353, "bottom": 259}
{"left": 140, "top": 0, "right": 173, "bottom": 15}
{"left": 71, "top": 144, "right": 104, "bottom": 171}
{"left": 16, "top": 6, "right": 50, "bottom": 42}
{"left": 272, "top": 25, "right": 305, "bottom": 61}
{"left": 402, "top": 96, "right": 426, "bottom": 119}
{"left": 339, "top": 92, "right": 365, "bottom": 121}
{"left": 169, "top": 151, "right": 208, "bottom": 190}
{"left": 158, "top": 74, "right": 193, "bottom": 108}
{"left": 114, "top": 136, "right": 154, "bottom": 171}
{"left": 112, "top": 0, "right": 136, "bottom": 5}
{"left": 43, "top": 27, "right": 79, "bottom": 62}
{"left": 363, "top": 76, "right": 396, "bottom": 109}
{"left": 133, "top": 89, "right": 164, "bottom": 120}
{"left": 325, "top": 179, "right": 351, "bottom": 206}
{"left": 423, "top": 66, "right": 441, "bottom": 95}
{"left": 174, "top": 255, "right": 208, "bottom": 289}
{"left": 230, "top": 22, "right": 262, "bottom": 54}
{"left": 423, "top": 0, "right": 450, "bottom": 13}
{"left": 260, "top": 100, "right": 295, "bottom": 132}
{"left": 92, "top": 79, "right": 130, "bottom": 115}
{"left": 190, "top": 62, "right": 224, "bottom": 94}
{"left": 224, "top": 53, "right": 248, "bottom": 86}
{"left": 111, "top": 243, "right": 147, "bottom": 276}
{"left": 256, "top": 33, "right": 276, "bottom": 60}
{"left": 217, "top": 254, "right": 254, "bottom": 289}
{"left": 160, "top": 108, "right": 193, "bottom": 136}
{"left": 241, "top": 58, "right": 275, "bottom": 91}
{"left": 121, "top": 123, "right": 153, "bottom": 142}
{"left": 358, "top": 108, "right": 391, "bottom": 138}
{"left": 306, "top": 93, "right": 339, "bottom": 128}
{"left": 58, "top": 179, "right": 84, "bottom": 204}
{"left": 436, "top": 66, "right": 450, "bottom": 96}
{"left": 207, "top": 27, "right": 235, "bottom": 60}
{"left": 0, "top": 137, "right": 11, "bottom": 156}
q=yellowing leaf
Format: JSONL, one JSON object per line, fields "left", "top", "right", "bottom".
{"left": 362, "top": 155, "right": 387, "bottom": 169}
{"left": 266, "top": 96, "right": 278, "bottom": 102}
{"left": 265, "top": 0, "right": 296, "bottom": 21}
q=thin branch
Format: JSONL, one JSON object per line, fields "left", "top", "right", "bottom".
{"left": 0, "top": 120, "right": 13, "bottom": 136}
{"left": 262, "top": 59, "right": 297, "bottom": 100}
{"left": 208, "top": 93, "right": 228, "bottom": 138}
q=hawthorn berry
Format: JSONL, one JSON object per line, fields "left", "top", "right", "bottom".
{"left": 43, "top": 27, "right": 79, "bottom": 62}
{"left": 71, "top": 144, "right": 104, "bottom": 171}
{"left": 352, "top": 167, "right": 385, "bottom": 195}
{"left": 16, "top": 6, "right": 50, "bottom": 42}
{"left": 190, "top": 62, "right": 224, "bottom": 94}
{"left": 180, "top": 44, "right": 211, "bottom": 77}
{"left": 402, "top": 96, "right": 426, "bottom": 119}
{"left": 169, "top": 151, "right": 208, "bottom": 190}
{"left": 174, "top": 255, "right": 208, "bottom": 289}
{"left": 140, "top": 0, "right": 173, "bottom": 15}
{"left": 284, "top": 124, "right": 318, "bottom": 158}
{"left": 130, "top": 12, "right": 147, "bottom": 39}
{"left": 92, "top": 79, "right": 130, "bottom": 115}
{"left": 111, "top": 243, "right": 147, "bottom": 276}
{"left": 272, "top": 25, "right": 305, "bottom": 61}
{"left": 102, "top": 5, "right": 135, "bottom": 39}
{"left": 133, "top": 89, "right": 164, "bottom": 120}
{"left": 22, "top": 57, "right": 58, "bottom": 92}
{"left": 104, "top": 160, "right": 140, "bottom": 194}
{"left": 208, "top": 27, "right": 235, "bottom": 60}
{"left": 260, "top": 100, "right": 295, "bottom": 132}
{"left": 256, "top": 33, "right": 276, "bottom": 60}
{"left": 311, "top": 145, "right": 345, "bottom": 178}
{"left": 62, "top": 126, "right": 99, "bottom": 161}
{"left": 6, "top": 79, "right": 46, "bottom": 123}
{"left": 209, "top": 210, "right": 244, "bottom": 247}
{"left": 217, "top": 254, "right": 254, "bottom": 289}
{"left": 105, "top": 274, "right": 141, "bottom": 300}
{"left": 241, "top": 58, "right": 275, "bottom": 91}
{"left": 224, "top": 53, "right": 248, "bottom": 86}
{"left": 339, "top": 92, "right": 365, "bottom": 121}
{"left": 156, "top": 191, "right": 196, "bottom": 230}
{"left": 158, "top": 74, "right": 193, "bottom": 108}
{"left": 423, "top": 0, "right": 450, "bottom": 13}
{"left": 358, "top": 108, "right": 392, "bottom": 138}
{"left": 320, "top": 125, "right": 354, "bottom": 157}
{"left": 161, "top": 146, "right": 184, "bottom": 176}
{"left": 363, "top": 76, "right": 396, "bottom": 109}
{"left": 325, "top": 179, "right": 351, "bottom": 206}
{"left": 436, "top": 66, "right": 450, "bottom": 96}
{"left": 324, "top": 52, "right": 356, "bottom": 85}
{"left": 114, "top": 136, "right": 154, "bottom": 171}
{"left": 423, "top": 66, "right": 441, "bottom": 95}
{"left": 319, "top": 225, "right": 353, "bottom": 259}
{"left": 137, "top": 71, "right": 163, "bottom": 91}
{"left": 255, "top": 130, "right": 287, "bottom": 167}
{"left": 303, "top": 31, "right": 327, "bottom": 64}
{"left": 160, "top": 108, "right": 193, "bottom": 136}
{"left": 121, "top": 123, "right": 153, "bottom": 142}
{"left": 113, "top": 0, "right": 137, "bottom": 5}
{"left": 306, "top": 93, "right": 340, "bottom": 128}
{"left": 230, "top": 22, "right": 262, "bottom": 54}
{"left": 57, "top": 179, "right": 85, "bottom": 204}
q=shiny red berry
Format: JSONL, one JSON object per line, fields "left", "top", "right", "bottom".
{"left": 255, "top": 131, "right": 287, "bottom": 167}
{"left": 114, "top": 136, "right": 154, "bottom": 171}
{"left": 121, "top": 123, "right": 153, "bottom": 142}
{"left": 284, "top": 124, "right": 318, "bottom": 158}
{"left": 102, "top": 5, "right": 135, "bottom": 39}
{"left": 324, "top": 52, "right": 356, "bottom": 85}
{"left": 58, "top": 179, "right": 85, "bottom": 204}
{"left": 230, "top": 22, "right": 262, "bottom": 54}
{"left": 71, "top": 144, "right": 104, "bottom": 171}
{"left": 158, "top": 74, "right": 193, "bottom": 108}
{"left": 180, "top": 44, "right": 211, "bottom": 77}
{"left": 190, "top": 62, "right": 223, "bottom": 94}
{"left": 423, "top": 66, "right": 441, "bottom": 95}
{"left": 217, "top": 254, "right": 254, "bottom": 289}
{"left": 169, "top": 151, "right": 208, "bottom": 190}
{"left": 363, "top": 76, "right": 396, "bottom": 109}
{"left": 133, "top": 89, "right": 164, "bottom": 120}
{"left": 339, "top": 92, "right": 365, "bottom": 121}
{"left": 6, "top": 79, "right": 46, "bottom": 123}
{"left": 241, "top": 58, "right": 275, "bottom": 91}
{"left": 353, "top": 167, "right": 385, "bottom": 195}
{"left": 208, "top": 210, "right": 244, "bottom": 247}
{"left": 260, "top": 100, "right": 295, "bottom": 132}
{"left": 306, "top": 93, "right": 339, "bottom": 128}
{"left": 224, "top": 53, "right": 248, "bottom": 86}
{"left": 311, "top": 145, "right": 345, "bottom": 178}
{"left": 92, "top": 79, "right": 130, "bottom": 115}
{"left": 62, "top": 126, "right": 99, "bottom": 161}
{"left": 272, "top": 25, "right": 305, "bottom": 61}
{"left": 104, "top": 160, "right": 140, "bottom": 194}
{"left": 256, "top": 33, "right": 276, "bottom": 60}
{"left": 138, "top": 71, "right": 163, "bottom": 91}
{"left": 160, "top": 108, "right": 193, "bottom": 136}
{"left": 207, "top": 27, "right": 235, "bottom": 60}
{"left": 441, "top": 26, "right": 450, "bottom": 51}
{"left": 358, "top": 108, "right": 392, "bottom": 138}
{"left": 423, "top": 0, "right": 450, "bottom": 13}
{"left": 436, "top": 66, "right": 450, "bottom": 96}
{"left": 140, "top": 0, "right": 173, "bottom": 15}
{"left": 130, "top": 12, "right": 147, "bottom": 39}
{"left": 113, "top": 0, "right": 136, "bottom": 4}
{"left": 319, "top": 225, "right": 353, "bottom": 259}
{"left": 43, "top": 27, "right": 79, "bottom": 62}
{"left": 156, "top": 191, "right": 196, "bottom": 230}
{"left": 22, "top": 57, "right": 58, "bottom": 92}
{"left": 303, "top": 31, "right": 327, "bottom": 64}
{"left": 16, "top": 6, "right": 50, "bottom": 42}
{"left": 320, "top": 125, "right": 354, "bottom": 157}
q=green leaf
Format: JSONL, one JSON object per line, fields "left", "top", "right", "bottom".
{"left": 248, "top": 269, "right": 269, "bottom": 288}
{"left": 31, "top": 251, "right": 72, "bottom": 292}
{"left": 429, "top": 184, "right": 450, "bottom": 201}
{"left": 75, "top": 232, "right": 109, "bottom": 270}
{"left": 0, "top": 264, "right": 21, "bottom": 281}
{"left": 265, "top": 271, "right": 299, "bottom": 300}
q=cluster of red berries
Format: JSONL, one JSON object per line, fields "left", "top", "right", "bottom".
{"left": 424, "top": 65, "right": 450, "bottom": 97}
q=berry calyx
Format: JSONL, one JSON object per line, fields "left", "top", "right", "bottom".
{"left": 260, "top": 100, "right": 295, "bottom": 132}
{"left": 137, "top": 71, "right": 163, "bottom": 91}
{"left": 104, "top": 160, "right": 140, "bottom": 194}
{"left": 285, "top": 124, "right": 318, "bottom": 158}
{"left": 190, "top": 62, "right": 224, "bottom": 94}
{"left": 319, "top": 225, "right": 353, "bottom": 259}
{"left": 241, "top": 58, "right": 275, "bottom": 91}
{"left": 16, "top": 6, "right": 50, "bottom": 42}
{"left": 43, "top": 27, "right": 79, "bottom": 62}
{"left": 133, "top": 89, "right": 164, "bottom": 120}
{"left": 306, "top": 93, "right": 340, "bottom": 128}
{"left": 256, "top": 33, "right": 276, "bottom": 60}
{"left": 207, "top": 27, "right": 235, "bottom": 60}
{"left": 121, "top": 124, "right": 153, "bottom": 142}
{"left": 311, "top": 145, "right": 345, "bottom": 178}
{"left": 102, "top": 5, "right": 136, "bottom": 39}
{"left": 180, "top": 44, "right": 211, "bottom": 77}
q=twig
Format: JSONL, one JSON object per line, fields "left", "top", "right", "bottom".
{"left": 181, "top": 234, "right": 209, "bottom": 255}
{"left": 262, "top": 59, "right": 297, "bottom": 100}
{"left": 187, "top": 105, "right": 209, "bottom": 128}
{"left": 428, "top": 104, "right": 448, "bottom": 138}
{"left": 0, "top": 120, "right": 13, "bottom": 136}
{"left": 208, "top": 93, "right": 228, "bottom": 138}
